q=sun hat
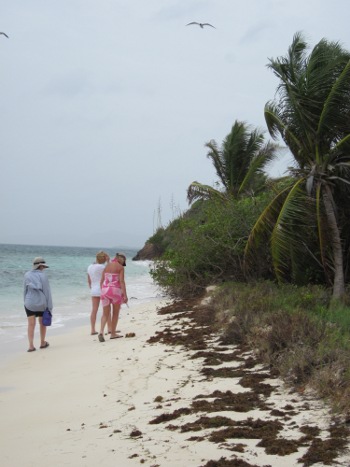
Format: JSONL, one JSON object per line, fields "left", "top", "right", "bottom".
{"left": 32, "top": 257, "right": 49, "bottom": 270}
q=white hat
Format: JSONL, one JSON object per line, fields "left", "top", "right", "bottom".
{"left": 32, "top": 257, "right": 49, "bottom": 270}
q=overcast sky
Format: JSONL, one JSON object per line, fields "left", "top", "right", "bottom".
{"left": 1, "top": 1, "right": 349, "bottom": 249}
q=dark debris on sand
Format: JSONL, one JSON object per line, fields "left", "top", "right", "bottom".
{"left": 147, "top": 297, "right": 350, "bottom": 466}
{"left": 199, "top": 457, "right": 262, "bottom": 467}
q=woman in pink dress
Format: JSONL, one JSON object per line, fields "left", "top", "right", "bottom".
{"left": 98, "top": 253, "right": 128, "bottom": 341}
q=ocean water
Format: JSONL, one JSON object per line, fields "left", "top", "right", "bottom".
{"left": 0, "top": 244, "right": 161, "bottom": 348}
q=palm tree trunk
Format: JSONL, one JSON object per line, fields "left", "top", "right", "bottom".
{"left": 323, "top": 185, "right": 345, "bottom": 301}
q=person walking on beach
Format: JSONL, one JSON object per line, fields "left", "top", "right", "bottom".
{"left": 98, "top": 253, "right": 128, "bottom": 342}
{"left": 23, "top": 257, "right": 53, "bottom": 352}
{"left": 87, "top": 251, "right": 111, "bottom": 335}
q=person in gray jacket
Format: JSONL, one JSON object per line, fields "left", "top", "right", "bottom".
{"left": 23, "top": 256, "right": 53, "bottom": 352}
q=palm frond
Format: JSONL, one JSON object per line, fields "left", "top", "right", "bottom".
{"left": 187, "top": 181, "right": 227, "bottom": 204}
{"left": 317, "top": 57, "right": 350, "bottom": 142}
{"left": 244, "top": 183, "right": 294, "bottom": 268}
{"left": 267, "top": 32, "right": 308, "bottom": 83}
{"left": 270, "top": 179, "right": 310, "bottom": 281}
{"left": 264, "top": 103, "right": 304, "bottom": 164}
{"left": 224, "top": 121, "right": 251, "bottom": 190}
{"left": 205, "top": 140, "right": 227, "bottom": 189}
{"left": 238, "top": 141, "right": 278, "bottom": 195}
{"left": 335, "top": 132, "right": 350, "bottom": 151}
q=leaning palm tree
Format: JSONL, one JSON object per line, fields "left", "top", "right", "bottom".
{"left": 187, "top": 120, "right": 278, "bottom": 203}
{"left": 245, "top": 32, "right": 350, "bottom": 301}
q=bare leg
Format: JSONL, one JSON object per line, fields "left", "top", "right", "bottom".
{"left": 107, "top": 311, "right": 112, "bottom": 334}
{"left": 38, "top": 316, "right": 47, "bottom": 347}
{"left": 90, "top": 296, "right": 100, "bottom": 334}
{"left": 27, "top": 316, "right": 36, "bottom": 350}
{"left": 110, "top": 304, "right": 121, "bottom": 338}
{"left": 99, "top": 305, "right": 110, "bottom": 341}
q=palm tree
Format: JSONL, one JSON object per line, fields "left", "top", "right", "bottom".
{"left": 187, "top": 120, "right": 278, "bottom": 203}
{"left": 245, "top": 32, "right": 350, "bottom": 301}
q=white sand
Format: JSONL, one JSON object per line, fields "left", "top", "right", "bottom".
{"left": 0, "top": 298, "right": 349, "bottom": 467}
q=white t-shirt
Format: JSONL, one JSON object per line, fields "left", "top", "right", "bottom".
{"left": 87, "top": 263, "right": 105, "bottom": 296}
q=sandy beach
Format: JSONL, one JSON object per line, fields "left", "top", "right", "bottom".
{"left": 0, "top": 294, "right": 349, "bottom": 467}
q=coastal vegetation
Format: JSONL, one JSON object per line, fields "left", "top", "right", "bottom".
{"left": 247, "top": 32, "right": 350, "bottom": 303}
{"left": 210, "top": 282, "right": 350, "bottom": 414}
{"left": 187, "top": 120, "right": 278, "bottom": 203}
{"left": 138, "top": 33, "right": 350, "bottom": 415}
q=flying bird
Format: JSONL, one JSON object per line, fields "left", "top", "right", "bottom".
{"left": 0, "top": 32, "right": 9, "bottom": 38}
{"left": 186, "top": 22, "right": 216, "bottom": 29}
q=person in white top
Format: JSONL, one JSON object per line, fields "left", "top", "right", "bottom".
{"left": 87, "top": 251, "right": 111, "bottom": 335}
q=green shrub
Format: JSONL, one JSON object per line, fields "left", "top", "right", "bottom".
{"left": 151, "top": 195, "right": 273, "bottom": 298}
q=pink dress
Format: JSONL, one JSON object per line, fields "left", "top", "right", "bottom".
{"left": 100, "top": 273, "right": 123, "bottom": 306}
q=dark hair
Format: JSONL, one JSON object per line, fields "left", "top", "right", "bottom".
{"left": 116, "top": 253, "right": 126, "bottom": 267}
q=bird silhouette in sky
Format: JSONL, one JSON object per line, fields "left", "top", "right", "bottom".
{"left": 186, "top": 22, "right": 216, "bottom": 29}
{"left": 0, "top": 32, "right": 9, "bottom": 38}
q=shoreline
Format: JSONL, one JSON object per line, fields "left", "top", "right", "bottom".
{"left": 0, "top": 295, "right": 162, "bottom": 367}
{"left": 0, "top": 242, "right": 157, "bottom": 362}
{"left": 0, "top": 294, "right": 349, "bottom": 466}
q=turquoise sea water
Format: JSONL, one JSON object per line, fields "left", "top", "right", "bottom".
{"left": 0, "top": 244, "right": 160, "bottom": 348}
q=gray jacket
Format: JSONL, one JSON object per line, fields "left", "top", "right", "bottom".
{"left": 23, "top": 270, "right": 53, "bottom": 312}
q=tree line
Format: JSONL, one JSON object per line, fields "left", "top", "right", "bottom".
{"left": 149, "top": 32, "right": 350, "bottom": 305}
